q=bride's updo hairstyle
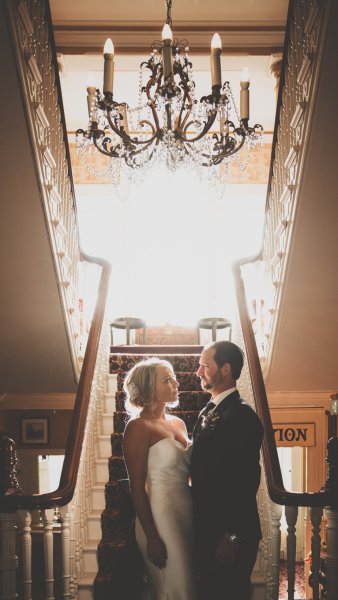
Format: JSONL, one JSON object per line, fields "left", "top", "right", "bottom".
{"left": 124, "top": 357, "right": 175, "bottom": 417}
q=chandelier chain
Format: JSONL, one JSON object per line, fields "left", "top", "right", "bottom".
{"left": 166, "top": 0, "right": 173, "bottom": 27}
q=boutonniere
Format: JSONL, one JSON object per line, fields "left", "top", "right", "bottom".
{"left": 201, "top": 410, "right": 221, "bottom": 431}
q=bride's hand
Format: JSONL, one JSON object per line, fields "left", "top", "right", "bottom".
{"left": 147, "top": 535, "right": 168, "bottom": 569}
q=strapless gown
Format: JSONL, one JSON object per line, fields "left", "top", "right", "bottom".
{"left": 135, "top": 437, "right": 197, "bottom": 600}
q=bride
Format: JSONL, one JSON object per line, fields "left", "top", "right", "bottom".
{"left": 123, "top": 357, "right": 197, "bottom": 600}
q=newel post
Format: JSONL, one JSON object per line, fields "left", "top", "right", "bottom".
{"left": 323, "top": 436, "right": 338, "bottom": 600}
{"left": 0, "top": 434, "right": 22, "bottom": 600}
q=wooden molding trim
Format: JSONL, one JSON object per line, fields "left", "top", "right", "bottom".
{"left": 0, "top": 393, "right": 76, "bottom": 410}
{"left": 53, "top": 23, "right": 285, "bottom": 54}
{"left": 267, "top": 390, "right": 332, "bottom": 410}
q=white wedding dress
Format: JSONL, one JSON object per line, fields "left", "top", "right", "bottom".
{"left": 135, "top": 437, "right": 197, "bottom": 600}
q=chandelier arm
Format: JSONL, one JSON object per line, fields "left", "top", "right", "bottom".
{"left": 144, "top": 68, "right": 162, "bottom": 132}
{"left": 92, "top": 132, "right": 121, "bottom": 158}
{"left": 200, "top": 130, "right": 247, "bottom": 166}
{"left": 181, "top": 111, "right": 217, "bottom": 143}
{"left": 104, "top": 110, "right": 158, "bottom": 146}
{"left": 123, "top": 138, "right": 157, "bottom": 165}
{"left": 176, "top": 88, "right": 193, "bottom": 133}
{"left": 104, "top": 110, "right": 131, "bottom": 141}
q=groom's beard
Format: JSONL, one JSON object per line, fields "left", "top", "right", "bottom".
{"left": 201, "top": 368, "right": 223, "bottom": 391}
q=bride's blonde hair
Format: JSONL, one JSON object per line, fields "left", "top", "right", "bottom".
{"left": 123, "top": 357, "right": 177, "bottom": 416}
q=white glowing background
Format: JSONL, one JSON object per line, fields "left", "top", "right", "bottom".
{"left": 76, "top": 167, "right": 266, "bottom": 327}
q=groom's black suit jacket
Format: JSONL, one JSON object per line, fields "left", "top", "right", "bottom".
{"left": 190, "top": 390, "right": 264, "bottom": 558}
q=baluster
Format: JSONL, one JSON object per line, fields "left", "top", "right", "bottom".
{"left": 323, "top": 436, "right": 338, "bottom": 600}
{"left": 42, "top": 509, "right": 55, "bottom": 600}
{"left": 270, "top": 501, "right": 283, "bottom": 600}
{"left": 309, "top": 506, "right": 323, "bottom": 600}
{"left": 285, "top": 505, "right": 298, "bottom": 600}
{"left": 0, "top": 512, "right": 18, "bottom": 600}
{"left": 68, "top": 504, "right": 77, "bottom": 599}
{"left": 60, "top": 506, "right": 71, "bottom": 599}
{"left": 20, "top": 510, "right": 32, "bottom": 600}
{"left": 324, "top": 508, "right": 338, "bottom": 600}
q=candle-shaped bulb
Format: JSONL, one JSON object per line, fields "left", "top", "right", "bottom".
{"left": 86, "top": 74, "right": 96, "bottom": 118}
{"left": 241, "top": 67, "right": 250, "bottom": 82}
{"left": 103, "top": 38, "right": 114, "bottom": 55}
{"left": 210, "top": 33, "right": 222, "bottom": 87}
{"left": 240, "top": 67, "right": 250, "bottom": 121}
{"left": 162, "top": 24, "right": 173, "bottom": 41}
{"left": 211, "top": 33, "right": 222, "bottom": 50}
{"left": 103, "top": 38, "right": 114, "bottom": 94}
{"left": 87, "top": 72, "right": 96, "bottom": 89}
{"left": 162, "top": 24, "right": 173, "bottom": 79}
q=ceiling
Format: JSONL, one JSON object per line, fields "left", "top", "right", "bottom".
{"left": 50, "top": 0, "right": 289, "bottom": 54}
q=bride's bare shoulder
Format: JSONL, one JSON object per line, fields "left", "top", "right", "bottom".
{"left": 167, "top": 413, "right": 188, "bottom": 434}
{"left": 124, "top": 416, "right": 151, "bottom": 439}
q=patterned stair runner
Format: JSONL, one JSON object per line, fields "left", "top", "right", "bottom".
{"left": 94, "top": 347, "right": 206, "bottom": 600}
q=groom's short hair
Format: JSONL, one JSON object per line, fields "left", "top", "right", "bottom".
{"left": 208, "top": 341, "right": 244, "bottom": 380}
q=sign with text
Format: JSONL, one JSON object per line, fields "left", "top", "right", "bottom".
{"left": 273, "top": 423, "right": 316, "bottom": 447}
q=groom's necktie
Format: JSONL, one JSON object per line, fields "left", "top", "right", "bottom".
{"left": 204, "top": 401, "right": 216, "bottom": 414}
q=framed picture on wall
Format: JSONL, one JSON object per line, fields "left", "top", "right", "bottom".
{"left": 21, "top": 417, "right": 49, "bottom": 445}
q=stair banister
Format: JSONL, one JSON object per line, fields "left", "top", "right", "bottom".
{"left": 0, "top": 252, "right": 111, "bottom": 513}
{"left": 233, "top": 259, "right": 337, "bottom": 510}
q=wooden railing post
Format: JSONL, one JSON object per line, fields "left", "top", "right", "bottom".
{"left": 323, "top": 437, "right": 338, "bottom": 600}
{"left": 60, "top": 506, "right": 71, "bottom": 599}
{"left": 19, "top": 511, "right": 33, "bottom": 600}
{"left": 285, "top": 505, "right": 298, "bottom": 600}
{"left": 0, "top": 434, "right": 22, "bottom": 497}
{"left": 42, "top": 509, "right": 55, "bottom": 600}
{"left": 324, "top": 507, "right": 338, "bottom": 600}
{"left": 268, "top": 501, "right": 282, "bottom": 600}
{"left": 309, "top": 506, "right": 323, "bottom": 600}
{"left": 0, "top": 512, "right": 18, "bottom": 600}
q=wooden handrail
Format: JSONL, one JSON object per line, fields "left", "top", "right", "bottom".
{"left": 233, "top": 258, "right": 334, "bottom": 507}
{"left": 0, "top": 252, "right": 111, "bottom": 511}
{"left": 231, "top": 0, "right": 337, "bottom": 509}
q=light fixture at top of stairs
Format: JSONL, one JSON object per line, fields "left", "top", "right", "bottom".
{"left": 76, "top": 0, "right": 263, "bottom": 182}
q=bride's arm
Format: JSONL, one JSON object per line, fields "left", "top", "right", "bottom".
{"left": 123, "top": 419, "right": 167, "bottom": 569}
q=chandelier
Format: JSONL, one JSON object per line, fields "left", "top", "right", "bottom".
{"left": 76, "top": 0, "right": 263, "bottom": 181}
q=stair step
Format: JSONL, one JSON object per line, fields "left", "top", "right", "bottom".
{"left": 106, "top": 373, "right": 118, "bottom": 394}
{"left": 111, "top": 432, "right": 123, "bottom": 457}
{"left": 251, "top": 573, "right": 266, "bottom": 600}
{"left": 95, "top": 458, "right": 108, "bottom": 483}
{"left": 87, "top": 511, "right": 103, "bottom": 541}
{"left": 115, "top": 389, "right": 209, "bottom": 411}
{"left": 82, "top": 544, "right": 99, "bottom": 574}
{"left": 91, "top": 484, "right": 105, "bottom": 511}
{"left": 110, "top": 352, "right": 201, "bottom": 374}
{"left": 116, "top": 370, "right": 201, "bottom": 391}
{"left": 101, "top": 413, "right": 114, "bottom": 435}
{"left": 103, "top": 392, "right": 115, "bottom": 414}
{"left": 108, "top": 457, "right": 128, "bottom": 482}
{"left": 78, "top": 573, "right": 95, "bottom": 600}
{"left": 97, "top": 434, "right": 111, "bottom": 458}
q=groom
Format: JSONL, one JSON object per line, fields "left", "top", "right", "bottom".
{"left": 191, "top": 341, "right": 264, "bottom": 600}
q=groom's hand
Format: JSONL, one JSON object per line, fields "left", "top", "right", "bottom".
{"left": 215, "top": 535, "right": 240, "bottom": 565}
{"left": 147, "top": 535, "right": 168, "bottom": 569}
